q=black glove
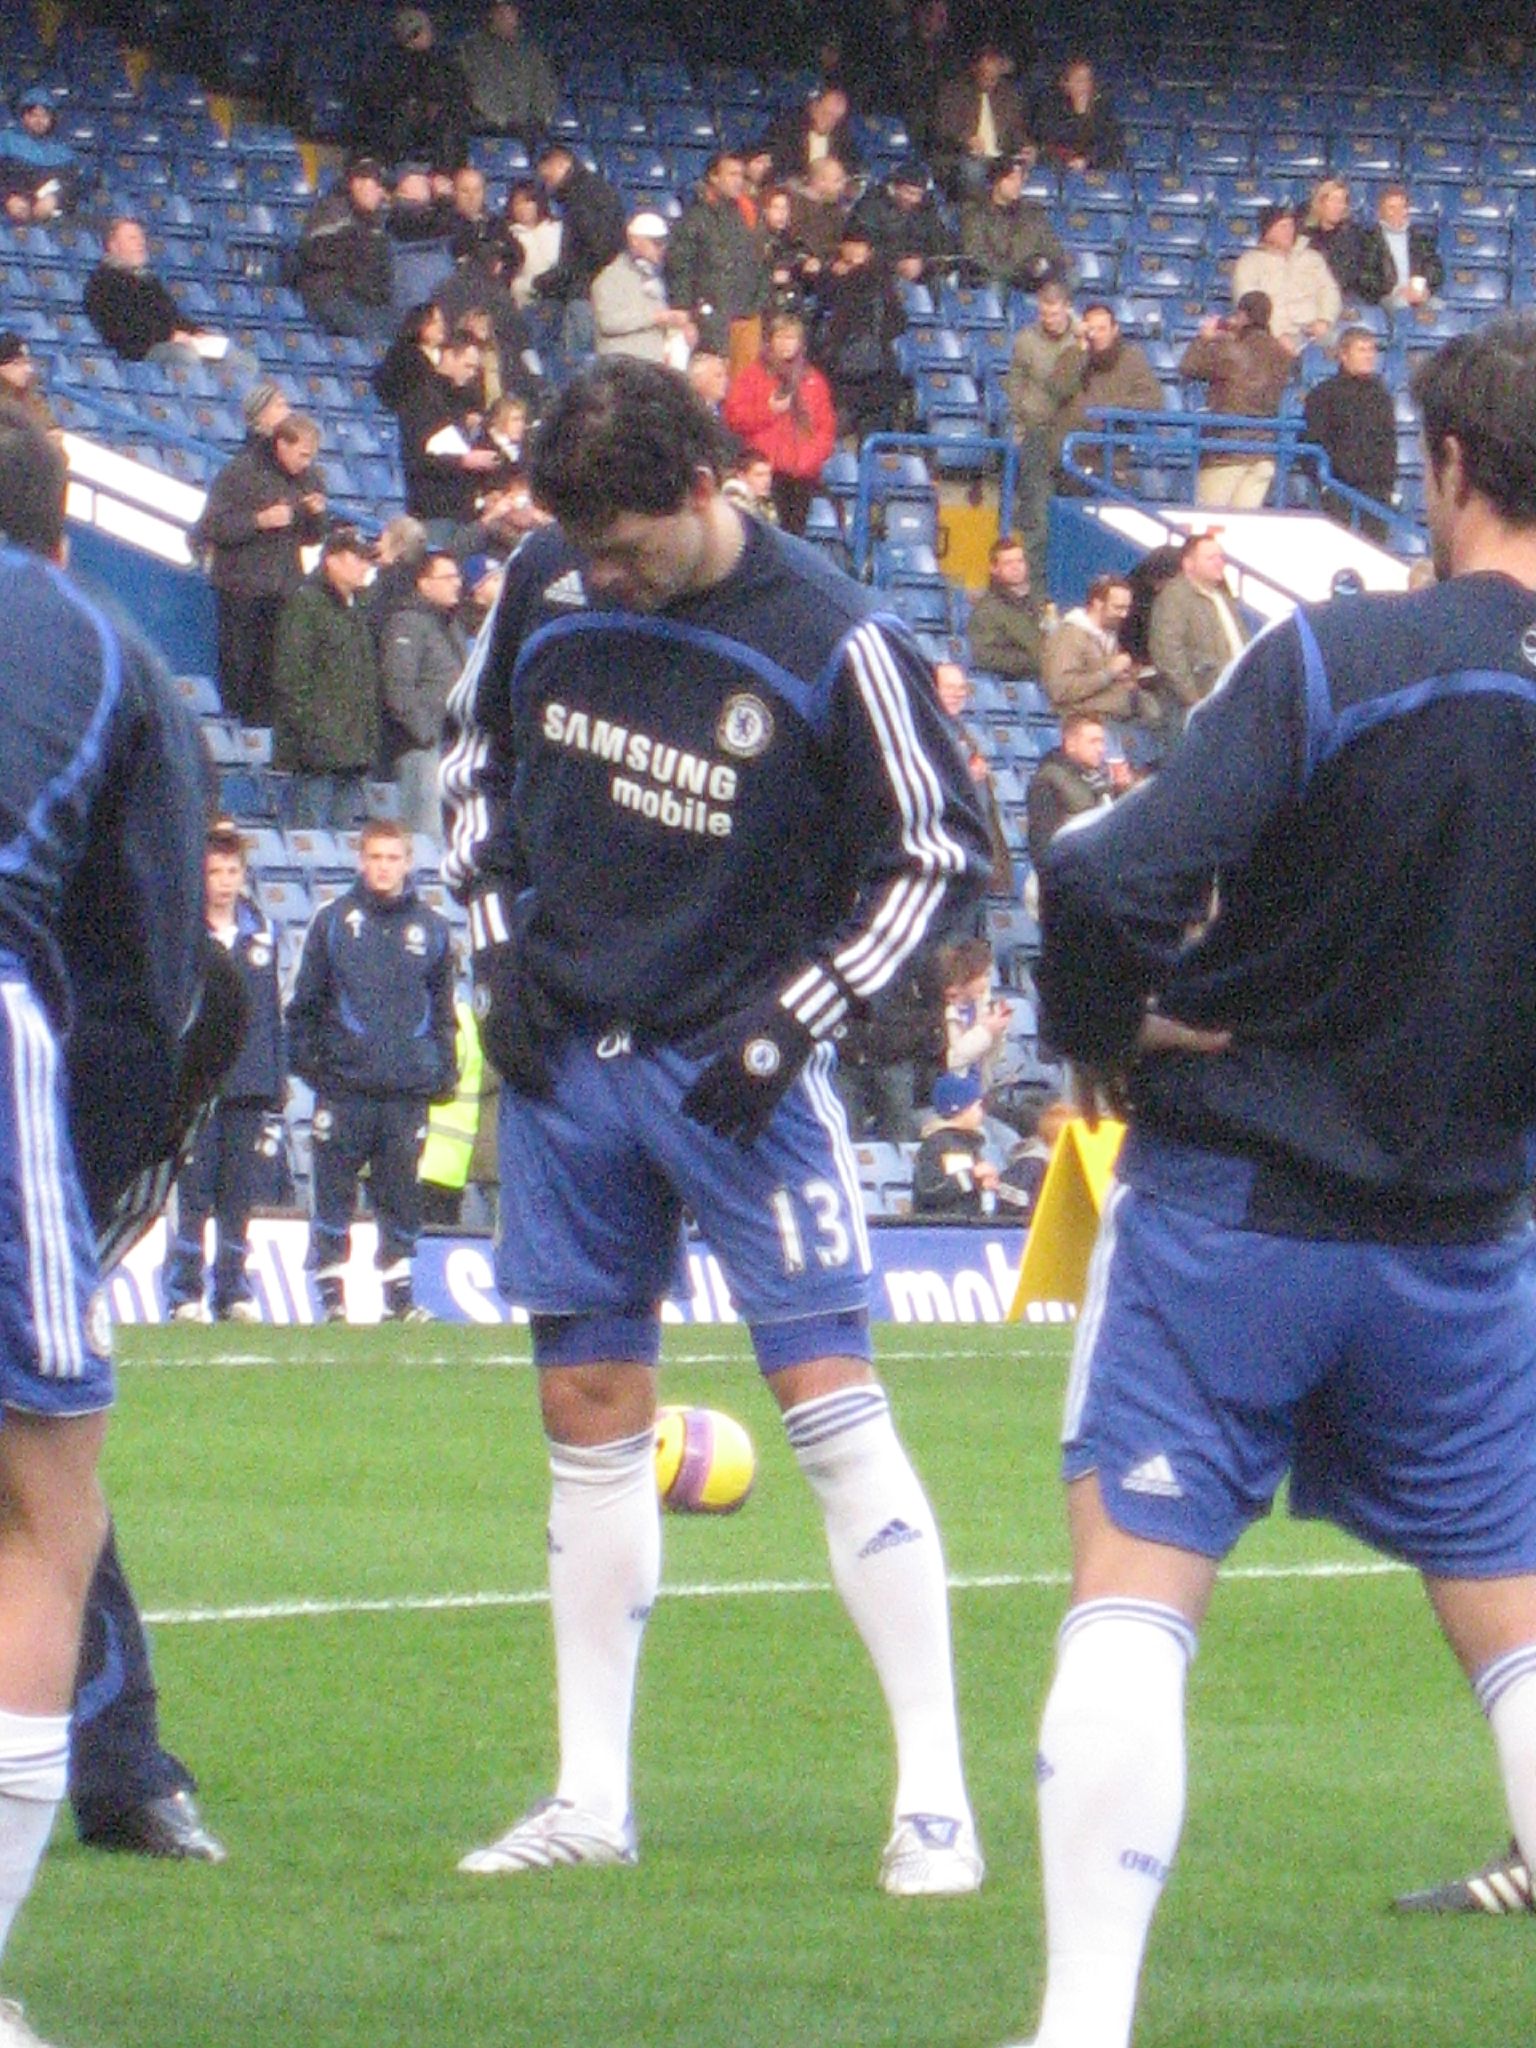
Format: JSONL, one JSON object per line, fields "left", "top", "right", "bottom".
{"left": 679, "top": 998, "right": 817, "bottom": 1145}
{"left": 473, "top": 940, "right": 561, "bottom": 1098}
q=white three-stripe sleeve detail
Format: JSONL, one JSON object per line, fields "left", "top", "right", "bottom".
{"left": 800, "top": 1043, "right": 873, "bottom": 1272}
{"left": 439, "top": 599, "right": 501, "bottom": 894}
{"left": 834, "top": 623, "right": 970, "bottom": 998}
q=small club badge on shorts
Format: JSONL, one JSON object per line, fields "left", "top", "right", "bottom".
{"left": 85, "top": 1289, "right": 113, "bottom": 1362}
{"left": 742, "top": 1036, "right": 781, "bottom": 1077}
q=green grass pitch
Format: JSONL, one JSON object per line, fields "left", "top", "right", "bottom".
{"left": 11, "top": 1321, "right": 1531, "bottom": 2048}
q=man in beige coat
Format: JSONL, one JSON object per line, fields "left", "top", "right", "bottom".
{"left": 1148, "top": 531, "right": 1251, "bottom": 713}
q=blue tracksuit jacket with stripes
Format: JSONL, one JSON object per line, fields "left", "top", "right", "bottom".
{"left": 441, "top": 513, "right": 992, "bottom": 1047}
{"left": 1037, "top": 571, "right": 1536, "bottom": 1239}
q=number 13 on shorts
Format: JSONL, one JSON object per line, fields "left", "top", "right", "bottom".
{"left": 770, "top": 1180, "right": 853, "bottom": 1274}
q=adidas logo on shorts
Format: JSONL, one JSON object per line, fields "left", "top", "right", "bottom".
{"left": 543, "top": 570, "right": 587, "bottom": 608}
{"left": 1121, "top": 1453, "right": 1184, "bottom": 1500}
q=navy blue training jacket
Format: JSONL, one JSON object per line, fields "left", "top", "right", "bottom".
{"left": 1038, "top": 572, "right": 1536, "bottom": 1239}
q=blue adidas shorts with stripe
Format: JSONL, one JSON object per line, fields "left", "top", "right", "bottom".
{"left": 0, "top": 977, "right": 111, "bottom": 1417}
{"left": 1062, "top": 1182, "right": 1536, "bottom": 1578}
{"left": 495, "top": 1034, "right": 873, "bottom": 1370}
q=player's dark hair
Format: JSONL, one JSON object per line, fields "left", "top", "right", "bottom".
{"left": 1413, "top": 314, "right": 1536, "bottom": 527}
{"left": 0, "top": 397, "right": 66, "bottom": 556}
{"left": 529, "top": 359, "right": 736, "bottom": 523}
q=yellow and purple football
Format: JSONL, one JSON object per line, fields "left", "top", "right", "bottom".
{"left": 654, "top": 1405, "right": 756, "bottom": 1515}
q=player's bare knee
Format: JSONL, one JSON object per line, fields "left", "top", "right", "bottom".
{"left": 538, "top": 1363, "right": 656, "bottom": 1447}
{"left": 768, "top": 1354, "right": 876, "bottom": 1416}
{"left": 0, "top": 1412, "right": 108, "bottom": 1595}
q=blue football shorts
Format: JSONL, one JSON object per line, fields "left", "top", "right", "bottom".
{"left": 0, "top": 976, "right": 111, "bottom": 1417}
{"left": 1062, "top": 1182, "right": 1536, "bottom": 1578}
{"left": 495, "top": 1034, "right": 873, "bottom": 1371}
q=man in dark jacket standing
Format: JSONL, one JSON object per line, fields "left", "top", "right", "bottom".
{"left": 270, "top": 525, "right": 382, "bottom": 829}
{"left": 665, "top": 152, "right": 770, "bottom": 368}
{"left": 533, "top": 142, "right": 626, "bottom": 363}
{"left": 382, "top": 549, "right": 467, "bottom": 836}
{"left": 395, "top": 332, "right": 501, "bottom": 531}
{"left": 189, "top": 412, "right": 326, "bottom": 725}
{"left": 287, "top": 817, "right": 457, "bottom": 1323}
{"left": 1304, "top": 326, "right": 1398, "bottom": 537}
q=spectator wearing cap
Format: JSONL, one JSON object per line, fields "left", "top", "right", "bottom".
{"left": 0, "top": 86, "right": 81, "bottom": 223}
{"left": 912, "top": 1071, "right": 999, "bottom": 1218}
{"left": 457, "top": 0, "right": 559, "bottom": 145}
{"left": 847, "top": 159, "right": 956, "bottom": 284}
{"left": 348, "top": 5, "right": 469, "bottom": 172}
{"left": 270, "top": 525, "right": 382, "bottom": 831}
{"left": 296, "top": 158, "right": 396, "bottom": 343}
{"left": 382, "top": 548, "right": 467, "bottom": 836}
{"left": 531, "top": 142, "right": 627, "bottom": 365}
{"left": 456, "top": 551, "right": 504, "bottom": 634}
{"left": 189, "top": 412, "right": 328, "bottom": 727}
{"left": 933, "top": 42, "right": 1029, "bottom": 200}
{"left": 84, "top": 217, "right": 260, "bottom": 379}
{"left": 809, "top": 224, "right": 910, "bottom": 439}
{"left": 1178, "top": 290, "right": 1295, "bottom": 509}
{"left": 0, "top": 333, "right": 60, "bottom": 438}
{"left": 959, "top": 156, "right": 1067, "bottom": 293}
{"left": 1230, "top": 204, "right": 1340, "bottom": 352}
{"left": 242, "top": 379, "right": 291, "bottom": 441}
{"left": 591, "top": 212, "right": 696, "bottom": 365}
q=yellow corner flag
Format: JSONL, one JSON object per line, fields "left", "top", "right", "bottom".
{"left": 1008, "top": 1117, "right": 1126, "bottom": 1320}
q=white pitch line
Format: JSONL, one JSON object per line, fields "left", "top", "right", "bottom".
{"left": 143, "top": 1556, "right": 1406, "bottom": 1628}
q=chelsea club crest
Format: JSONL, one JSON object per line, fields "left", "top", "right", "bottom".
{"left": 716, "top": 693, "right": 774, "bottom": 759}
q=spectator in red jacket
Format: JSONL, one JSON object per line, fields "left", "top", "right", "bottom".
{"left": 722, "top": 312, "right": 837, "bottom": 534}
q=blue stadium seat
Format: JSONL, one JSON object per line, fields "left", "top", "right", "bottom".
{"left": 939, "top": 282, "right": 1005, "bottom": 330}
{"left": 1444, "top": 217, "right": 1511, "bottom": 263}
{"left": 1333, "top": 132, "right": 1402, "bottom": 179}
{"left": 1479, "top": 138, "right": 1536, "bottom": 188}
{"left": 1061, "top": 167, "right": 1134, "bottom": 212}
{"left": 1179, "top": 124, "right": 1252, "bottom": 175}
{"left": 1255, "top": 129, "right": 1327, "bottom": 177}
{"left": 1130, "top": 209, "right": 1210, "bottom": 251}
{"left": 1440, "top": 264, "right": 1510, "bottom": 307}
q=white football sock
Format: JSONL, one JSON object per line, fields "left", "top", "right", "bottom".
{"left": 1476, "top": 1643, "right": 1536, "bottom": 1877}
{"left": 1032, "top": 1599, "right": 1196, "bottom": 2048}
{"left": 0, "top": 1708, "right": 67, "bottom": 1961}
{"left": 785, "top": 1386, "right": 969, "bottom": 1821}
{"left": 546, "top": 1430, "right": 660, "bottom": 1830}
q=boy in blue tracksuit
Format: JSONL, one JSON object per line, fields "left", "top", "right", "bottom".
{"left": 165, "top": 823, "right": 285, "bottom": 1321}
{"left": 286, "top": 817, "right": 456, "bottom": 1322}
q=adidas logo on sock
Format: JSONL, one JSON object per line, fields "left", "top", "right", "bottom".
{"left": 858, "top": 1518, "right": 923, "bottom": 1559}
{"left": 543, "top": 570, "right": 587, "bottom": 608}
{"left": 1121, "top": 1453, "right": 1184, "bottom": 1500}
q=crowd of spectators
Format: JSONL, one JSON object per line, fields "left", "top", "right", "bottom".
{"left": 3, "top": 3, "right": 1464, "bottom": 1222}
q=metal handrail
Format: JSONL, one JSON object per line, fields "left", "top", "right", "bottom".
{"left": 1063, "top": 407, "right": 1422, "bottom": 552}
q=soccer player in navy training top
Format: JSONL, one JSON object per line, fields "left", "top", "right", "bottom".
{"left": 441, "top": 357, "right": 994, "bottom": 1891}
{"left": 0, "top": 400, "right": 209, "bottom": 2046}
{"left": 1007, "top": 313, "right": 1536, "bottom": 2048}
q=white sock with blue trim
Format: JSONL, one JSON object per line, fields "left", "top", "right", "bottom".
{"left": 0, "top": 1707, "right": 68, "bottom": 1961}
{"left": 546, "top": 1431, "right": 660, "bottom": 1830}
{"left": 785, "top": 1386, "right": 969, "bottom": 1821}
{"left": 1476, "top": 1643, "right": 1536, "bottom": 1879}
{"left": 1031, "top": 1599, "right": 1196, "bottom": 2048}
